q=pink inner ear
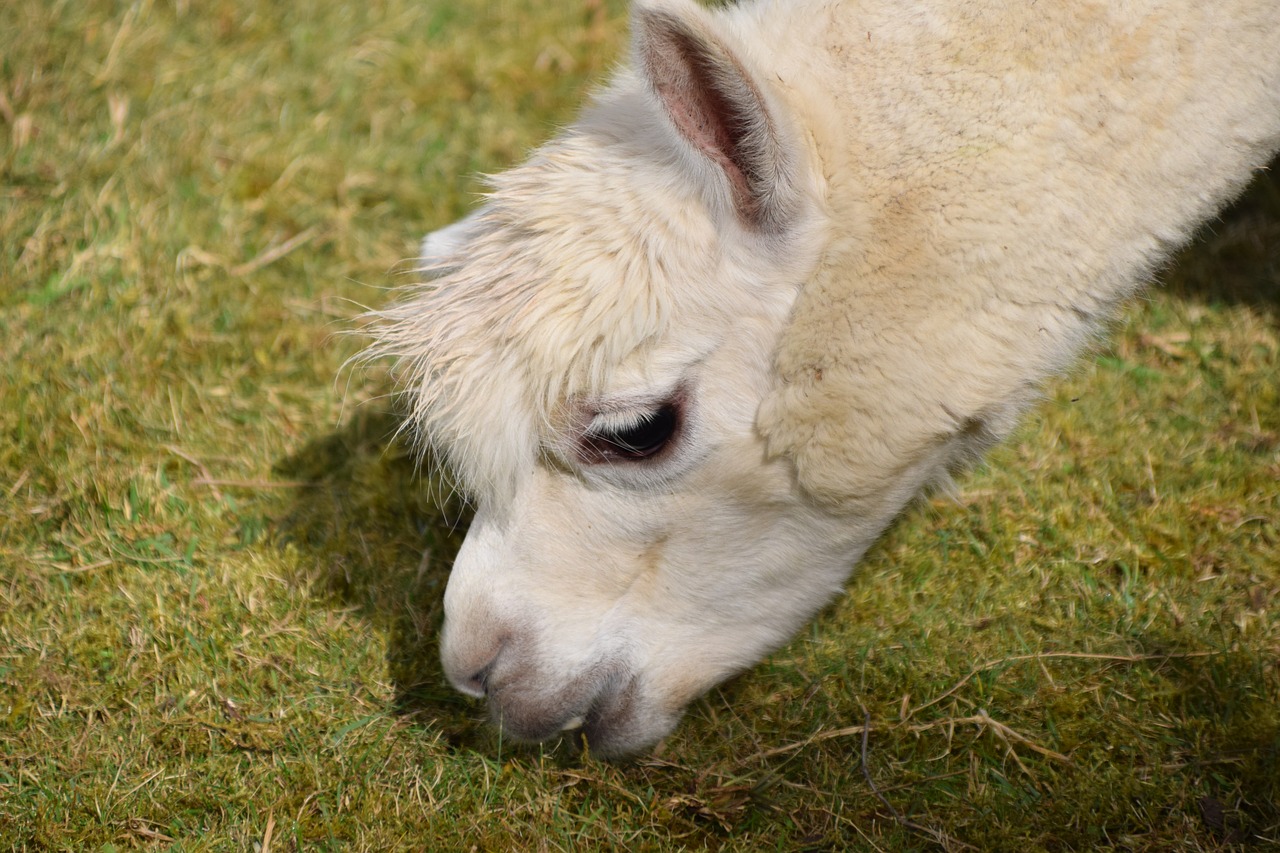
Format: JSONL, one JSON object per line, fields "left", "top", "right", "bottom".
{"left": 648, "top": 28, "right": 762, "bottom": 223}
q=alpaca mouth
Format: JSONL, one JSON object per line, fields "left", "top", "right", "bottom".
{"left": 486, "top": 666, "right": 644, "bottom": 757}
{"left": 577, "top": 674, "right": 645, "bottom": 756}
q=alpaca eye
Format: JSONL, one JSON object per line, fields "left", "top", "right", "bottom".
{"left": 583, "top": 403, "right": 680, "bottom": 462}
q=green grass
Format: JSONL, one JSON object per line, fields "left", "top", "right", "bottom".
{"left": 2, "top": 1, "right": 1277, "bottom": 849}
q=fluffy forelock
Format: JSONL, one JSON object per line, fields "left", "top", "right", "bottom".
{"left": 368, "top": 112, "right": 718, "bottom": 510}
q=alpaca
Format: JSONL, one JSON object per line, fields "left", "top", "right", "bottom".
{"left": 367, "top": 0, "right": 1280, "bottom": 757}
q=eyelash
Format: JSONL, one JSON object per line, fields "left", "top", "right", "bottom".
{"left": 580, "top": 402, "right": 681, "bottom": 463}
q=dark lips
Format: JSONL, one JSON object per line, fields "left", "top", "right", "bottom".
{"left": 485, "top": 659, "right": 639, "bottom": 754}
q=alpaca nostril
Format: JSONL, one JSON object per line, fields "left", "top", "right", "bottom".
{"left": 442, "top": 633, "right": 509, "bottom": 700}
{"left": 466, "top": 662, "right": 493, "bottom": 697}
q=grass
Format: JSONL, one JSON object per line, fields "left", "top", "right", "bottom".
{"left": 1, "top": 0, "right": 1277, "bottom": 849}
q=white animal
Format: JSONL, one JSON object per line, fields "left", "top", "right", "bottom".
{"left": 367, "top": 0, "right": 1280, "bottom": 757}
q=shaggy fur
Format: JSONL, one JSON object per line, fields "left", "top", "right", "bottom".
{"left": 367, "top": 0, "right": 1280, "bottom": 757}
{"left": 757, "top": 0, "right": 1280, "bottom": 514}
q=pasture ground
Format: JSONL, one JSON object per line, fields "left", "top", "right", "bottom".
{"left": 2, "top": 1, "right": 1278, "bottom": 849}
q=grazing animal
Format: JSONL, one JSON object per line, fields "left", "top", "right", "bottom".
{"left": 367, "top": 0, "right": 1280, "bottom": 757}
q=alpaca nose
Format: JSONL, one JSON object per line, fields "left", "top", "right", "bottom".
{"left": 462, "top": 659, "right": 495, "bottom": 697}
{"left": 441, "top": 628, "right": 507, "bottom": 699}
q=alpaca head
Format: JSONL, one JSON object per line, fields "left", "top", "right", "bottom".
{"left": 365, "top": 0, "right": 885, "bottom": 756}
{"left": 365, "top": 0, "right": 1280, "bottom": 757}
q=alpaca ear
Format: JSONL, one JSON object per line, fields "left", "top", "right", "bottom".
{"left": 633, "top": 0, "right": 797, "bottom": 231}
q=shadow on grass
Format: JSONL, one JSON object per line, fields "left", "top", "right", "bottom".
{"left": 1150, "top": 647, "right": 1280, "bottom": 843}
{"left": 271, "top": 404, "right": 498, "bottom": 752}
{"left": 1164, "top": 155, "right": 1280, "bottom": 309}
